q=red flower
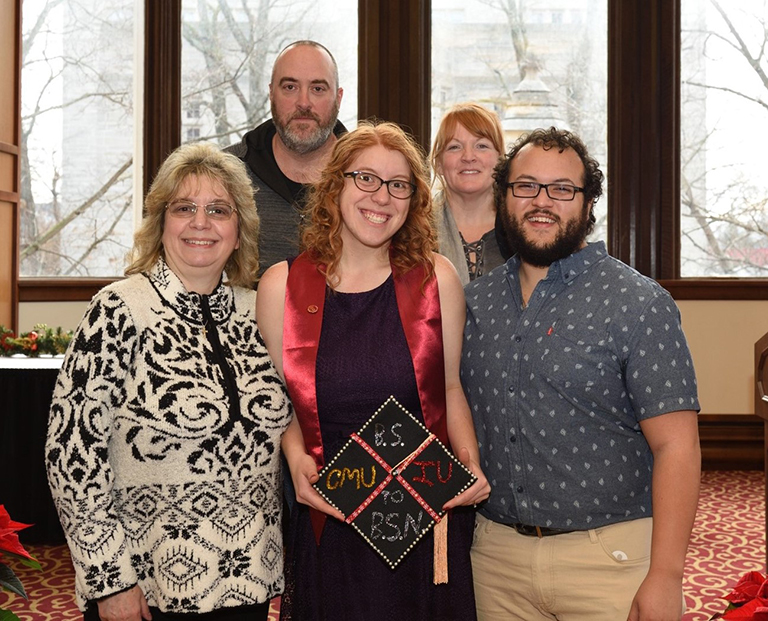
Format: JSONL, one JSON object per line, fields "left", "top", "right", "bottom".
{"left": 0, "top": 505, "right": 35, "bottom": 562}
{"left": 718, "top": 572, "right": 768, "bottom": 620}
{"left": 722, "top": 599, "right": 768, "bottom": 620}
{"left": 725, "top": 572, "right": 768, "bottom": 605}
{"left": 0, "top": 332, "right": 13, "bottom": 352}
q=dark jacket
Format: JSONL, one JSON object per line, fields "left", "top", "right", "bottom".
{"left": 225, "top": 118, "right": 347, "bottom": 276}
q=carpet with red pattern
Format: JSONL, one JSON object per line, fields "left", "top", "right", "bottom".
{"left": 0, "top": 549, "right": 280, "bottom": 621}
{"left": 2, "top": 470, "right": 764, "bottom": 620}
{"left": 684, "top": 470, "right": 765, "bottom": 620}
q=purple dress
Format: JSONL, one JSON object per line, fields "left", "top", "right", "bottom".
{"left": 280, "top": 274, "right": 477, "bottom": 621}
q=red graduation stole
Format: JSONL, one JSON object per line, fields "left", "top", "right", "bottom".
{"left": 283, "top": 251, "right": 448, "bottom": 542}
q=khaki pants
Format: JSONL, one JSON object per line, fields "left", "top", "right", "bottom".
{"left": 471, "top": 514, "right": 679, "bottom": 621}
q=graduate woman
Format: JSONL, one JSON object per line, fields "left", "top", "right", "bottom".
{"left": 256, "top": 121, "right": 490, "bottom": 620}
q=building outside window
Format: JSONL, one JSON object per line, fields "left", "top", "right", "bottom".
{"left": 19, "top": 0, "right": 768, "bottom": 281}
{"left": 20, "top": 0, "right": 136, "bottom": 278}
{"left": 180, "top": 0, "right": 358, "bottom": 150}
{"left": 431, "top": 0, "right": 608, "bottom": 242}
{"left": 20, "top": 0, "right": 358, "bottom": 279}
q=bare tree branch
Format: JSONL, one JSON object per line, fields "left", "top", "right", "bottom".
{"left": 20, "top": 158, "right": 133, "bottom": 260}
{"left": 22, "top": 0, "right": 66, "bottom": 65}
{"left": 684, "top": 79, "right": 768, "bottom": 112}
{"left": 65, "top": 197, "right": 133, "bottom": 276}
{"left": 710, "top": 0, "right": 768, "bottom": 89}
{"left": 478, "top": 0, "right": 528, "bottom": 79}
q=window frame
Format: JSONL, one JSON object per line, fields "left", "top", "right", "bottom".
{"left": 18, "top": 1, "right": 180, "bottom": 302}
{"left": 16, "top": 0, "right": 767, "bottom": 303}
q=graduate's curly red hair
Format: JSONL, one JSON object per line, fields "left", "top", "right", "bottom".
{"left": 301, "top": 120, "right": 436, "bottom": 287}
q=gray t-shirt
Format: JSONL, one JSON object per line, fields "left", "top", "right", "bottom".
{"left": 461, "top": 241, "right": 700, "bottom": 530}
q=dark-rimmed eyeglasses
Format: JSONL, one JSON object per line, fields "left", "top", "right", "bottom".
{"left": 166, "top": 200, "right": 238, "bottom": 221}
{"left": 506, "top": 181, "right": 584, "bottom": 201}
{"left": 343, "top": 171, "right": 416, "bottom": 199}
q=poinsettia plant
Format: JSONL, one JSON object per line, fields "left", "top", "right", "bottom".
{"left": 710, "top": 571, "right": 768, "bottom": 620}
{"left": 0, "top": 505, "right": 41, "bottom": 621}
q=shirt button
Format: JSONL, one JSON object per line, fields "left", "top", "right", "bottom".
{"left": 516, "top": 486, "right": 524, "bottom": 493}
{"left": 514, "top": 336, "right": 522, "bottom": 343}
{"left": 510, "top": 436, "right": 516, "bottom": 443}
{"left": 508, "top": 386, "right": 514, "bottom": 395}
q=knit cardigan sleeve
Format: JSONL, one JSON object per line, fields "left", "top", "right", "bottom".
{"left": 45, "top": 285, "right": 139, "bottom": 602}
{"left": 434, "top": 191, "right": 471, "bottom": 286}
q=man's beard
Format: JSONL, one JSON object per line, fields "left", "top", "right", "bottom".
{"left": 272, "top": 101, "right": 339, "bottom": 155}
{"left": 501, "top": 205, "right": 590, "bottom": 268}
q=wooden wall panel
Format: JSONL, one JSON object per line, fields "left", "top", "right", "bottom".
{"left": 0, "top": 0, "right": 20, "bottom": 329}
{"left": 699, "top": 414, "right": 763, "bottom": 471}
{"left": 359, "top": 0, "right": 431, "bottom": 151}
{"left": 0, "top": 1, "right": 16, "bottom": 144}
{"left": 0, "top": 150, "right": 16, "bottom": 189}
{"left": 144, "top": 1, "right": 181, "bottom": 193}
{"left": 608, "top": 0, "right": 680, "bottom": 279}
{"left": 0, "top": 201, "right": 13, "bottom": 320}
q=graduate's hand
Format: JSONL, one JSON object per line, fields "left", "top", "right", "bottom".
{"left": 291, "top": 451, "right": 345, "bottom": 521}
{"left": 443, "top": 447, "right": 491, "bottom": 510}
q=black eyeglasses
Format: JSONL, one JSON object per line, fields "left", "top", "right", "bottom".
{"left": 506, "top": 181, "right": 584, "bottom": 201}
{"left": 343, "top": 171, "right": 416, "bottom": 199}
{"left": 166, "top": 200, "right": 238, "bottom": 221}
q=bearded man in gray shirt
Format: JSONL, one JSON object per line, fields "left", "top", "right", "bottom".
{"left": 225, "top": 40, "right": 346, "bottom": 277}
{"left": 461, "top": 127, "right": 701, "bottom": 621}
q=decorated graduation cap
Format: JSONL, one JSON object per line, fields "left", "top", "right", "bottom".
{"left": 313, "top": 396, "right": 476, "bottom": 569}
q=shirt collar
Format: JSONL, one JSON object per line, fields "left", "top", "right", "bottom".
{"left": 146, "top": 258, "right": 234, "bottom": 325}
{"left": 504, "top": 240, "right": 608, "bottom": 284}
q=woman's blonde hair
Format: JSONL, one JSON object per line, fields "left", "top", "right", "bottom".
{"left": 125, "top": 142, "right": 260, "bottom": 288}
{"left": 301, "top": 120, "right": 436, "bottom": 285}
{"left": 430, "top": 103, "right": 505, "bottom": 190}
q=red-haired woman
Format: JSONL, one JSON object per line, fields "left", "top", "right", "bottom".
{"left": 431, "top": 103, "right": 508, "bottom": 284}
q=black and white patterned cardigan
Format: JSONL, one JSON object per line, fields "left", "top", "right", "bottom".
{"left": 45, "top": 259, "right": 293, "bottom": 613}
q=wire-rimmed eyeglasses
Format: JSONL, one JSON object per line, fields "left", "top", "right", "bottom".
{"left": 506, "top": 181, "right": 584, "bottom": 201}
{"left": 343, "top": 171, "right": 417, "bottom": 199}
{"left": 166, "top": 200, "right": 238, "bottom": 221}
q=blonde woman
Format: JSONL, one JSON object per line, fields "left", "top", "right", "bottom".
{"left": 46, "top": 143, "right": 292, "bottom": 621}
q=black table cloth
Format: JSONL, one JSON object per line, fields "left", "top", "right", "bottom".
{"left": 0, "top": 358, "right": 65, "bottom": 544}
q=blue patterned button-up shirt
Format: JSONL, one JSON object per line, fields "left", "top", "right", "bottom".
{"left": 461, "top": 241, "right": 700, "bottom": 530}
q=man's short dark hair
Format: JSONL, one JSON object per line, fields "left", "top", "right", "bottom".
{"left": 493, "top": 126, "right": 604, "bottom": 235}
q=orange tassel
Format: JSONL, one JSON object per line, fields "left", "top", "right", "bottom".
{"left": 433, "top": 513, "right": 448, "bottom": 584}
